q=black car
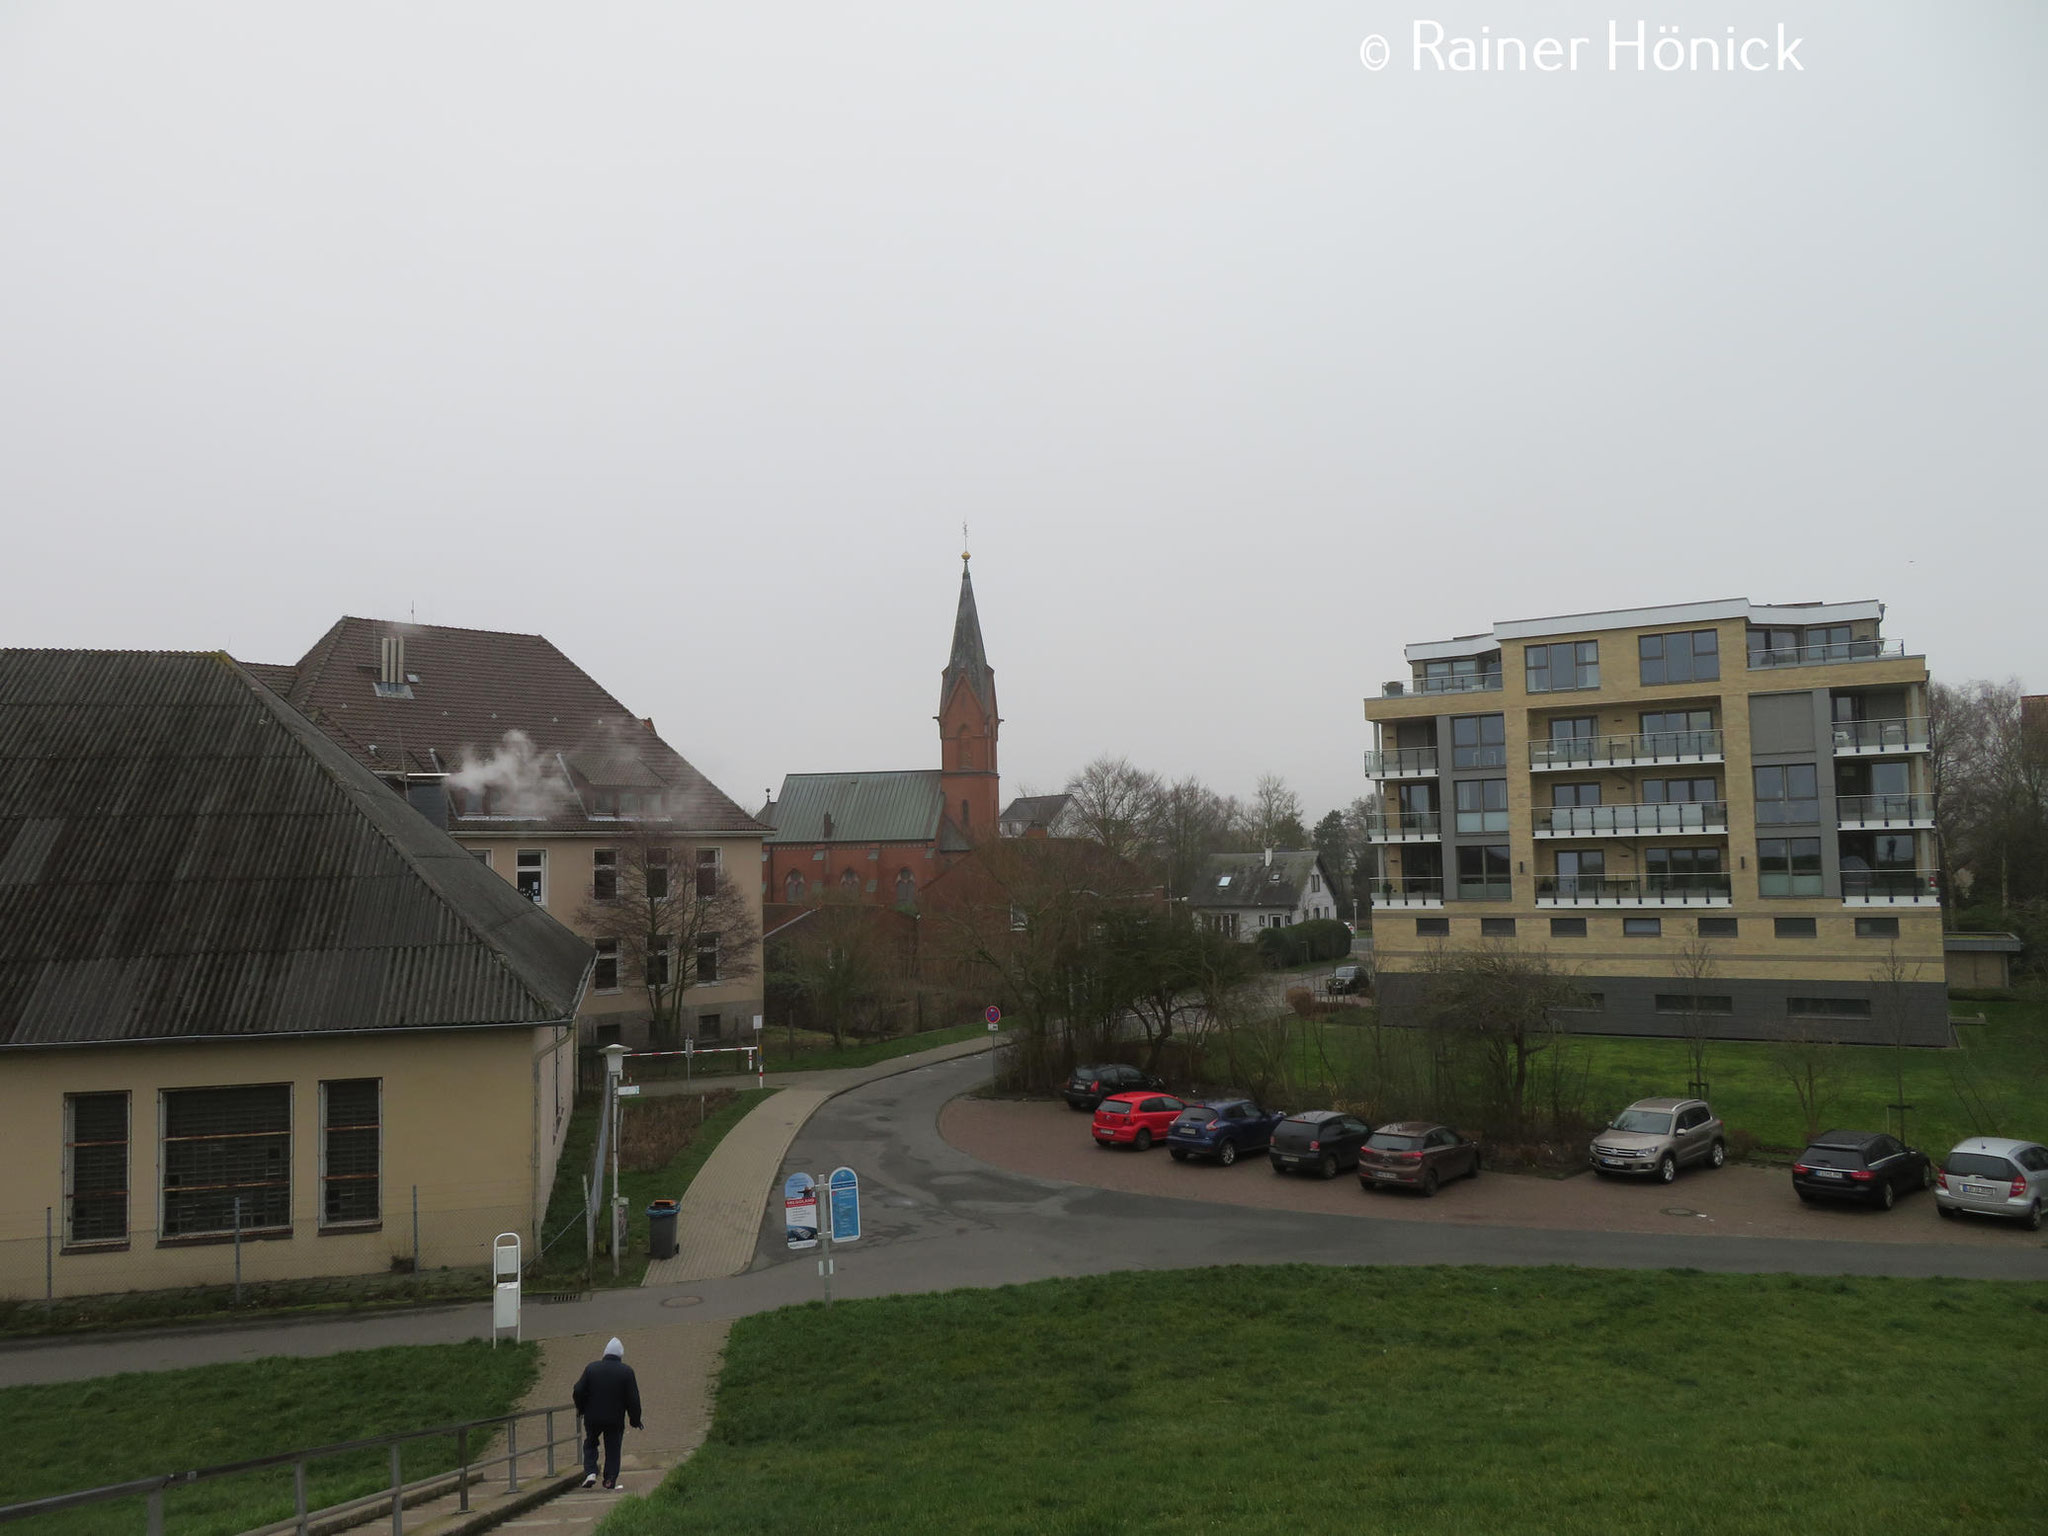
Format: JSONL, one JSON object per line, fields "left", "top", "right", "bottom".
{"left": 1792, "top": 1129, "right": 1933, "bottom": 1210}
{"left": 1269, "top": 1110, "right": 1373, "bottom": 1178}
{"left": 1325, "top": 964, "right": 1366, "bottom": 996}
{"left": 1063, "top": 1063, "right": 1164, "bottom": 1112}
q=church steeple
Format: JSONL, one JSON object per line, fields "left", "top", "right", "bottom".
{"left": 938, "top": 548, "right": 999, "bottom": 838}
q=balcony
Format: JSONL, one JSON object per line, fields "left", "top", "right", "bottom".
{"left": 1748, "top": 638, "right": 1907, "bottom": 670}
{"left": 1383, "top": 673, "right": 1504, "bottom": 698}
{"left": 1364, "top": 811, "right": 1442, "bottom": 843}
{"left": 1830, "top": 717, "right": 1928, "bottom": 756}
{"left": 1532, "top": 801, "right": 1729, "bottom": 839}
{"left": 1535, "top": 874, "right": 1733, "bottom": 908}
{"left": 1842, "top": 869, "right": 1940, "bottom": 907}
{"left": 1362, "top": 746, "right": 1439, "bottom": 779}
{"left": 1529, "top": 729, "right": 1723, "bottom": 771}
{"left": 1836, "top": 793, "right": 1934, "bottom": 831}
{"left": 1369, "top": 877, "right": 1444, "bottom": 909}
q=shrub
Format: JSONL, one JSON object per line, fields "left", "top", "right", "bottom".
{"left": 1947, "top": 986, "right": 2017, "bottom": 1004}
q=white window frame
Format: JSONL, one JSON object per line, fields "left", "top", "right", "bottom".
{"left": 516, "top": 848, "right": 547, "bottom": 906}
{"left": 593, "top": 939, "right": 622, "bottom": 994}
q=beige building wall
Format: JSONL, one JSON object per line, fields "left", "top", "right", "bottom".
{"left": 0, "top": 1024, "right": 572, "bottom": 1301}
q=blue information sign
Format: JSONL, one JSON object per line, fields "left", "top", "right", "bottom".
{"left": 827, "top": 1166, "right": 861, "bottom": 1243}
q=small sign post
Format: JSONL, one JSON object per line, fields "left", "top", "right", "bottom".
{"left": 753, "top": 1015, "right": 765, "bottom": 1088}
{"left": 828, "top": 1166, "right": 861, "bottom": 1244}
{"left": 985, "top": 1005, "right": 1002, "bottom": 1091}
{"left": 784, "top": 1172, "right": 819, "bottom": 1251}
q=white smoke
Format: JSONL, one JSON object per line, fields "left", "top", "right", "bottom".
{"left": 448, "top": 730, "right": 563, "bottom": 819}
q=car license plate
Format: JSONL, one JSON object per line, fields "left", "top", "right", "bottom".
{"left": 1964, "top": 1182, "right": 1999, "bottom": 1197}
{"left": 1816, "top": 1170, "right": 1845, "bottom": 1180}
{"left": 1370, "top": 1170, "right": 1397, "bottom": 1180}
{"left": 1600, "top": 1156, "right": 1625, "bottom": 1166}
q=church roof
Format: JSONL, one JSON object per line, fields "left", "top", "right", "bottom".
{"left": 940, "top": 559, "right": 996, "bottom": 714}
{"left": 764, "top": 771, "right": 946, "bottom": 845}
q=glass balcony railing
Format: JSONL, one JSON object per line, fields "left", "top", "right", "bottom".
{"left": 1748, "top": 638, "right": 1906, "bottom": 669}
{"left": 1842, "top": 868, "right": 1940, "bottom": 904}
{"left": 1529, "top": 729, "right": 1723, "bottom": 770}
{"left": 1830, "top": 717, "right": 1929, "bottom": 754}
{"left": 1535, "top": 873, "right": 1733, "bottom": 906}
{"left": 1456, "top": 879, "right": 1514, "bottom": 901}
{"left": 1368, "top": 877, "right": 1444, "bottom": 906}
{"left": 1836, "top": 793, "right": 1934, "bottom": 827}
{"left": 1363, "top": 811, "right": 1442, "bottom": 840}
{"left": 1532, "top": 801, "right": 1729, "bottom": 837}
{"left": 1410, "top": 672, "right": 1504, "bottom": 696}
{"left": 1362, "top": 746, "right": 1439, "bottom": 777}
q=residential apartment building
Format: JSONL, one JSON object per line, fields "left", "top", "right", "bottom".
{"left": 1362, "top": 599, "right": 1945, "bottom": 1045}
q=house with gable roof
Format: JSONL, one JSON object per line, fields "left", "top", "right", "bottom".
{"left": 1188, "top": 849, "right": 1342, "bottom": 941}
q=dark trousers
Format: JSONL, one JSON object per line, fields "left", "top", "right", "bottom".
{"left": 583, "top": 1420, "right": 623, "bottom": 1484}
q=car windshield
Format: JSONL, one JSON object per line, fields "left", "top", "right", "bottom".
{"left": 1947, "top": 1152, "right": 2016, "bottom": 1179}
{"left": 1096, "top": 1101, "right": 1130, "bottom": 1116}
{"left": 1368, "top": 1133, "right": 1424, "bottom": 1151}
{"left": 1335, "top": 966, "right": 1358, "bottom": 977}
{"left": 1612, "top": 1110, "right": 1673, "bottom": 1134}
{"left": 1800, "top": 1146, "right": 1865, "bottom": 1169}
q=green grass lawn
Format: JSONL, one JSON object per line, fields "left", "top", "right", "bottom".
{"left": 0, "top": 1340, "right": 537, "bottom": 1535}
{"left": 597, "top": 1267, "right": 2048, "bottom": 1536}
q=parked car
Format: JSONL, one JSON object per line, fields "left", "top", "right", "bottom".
{"left": 1325, "top": 964, "right": 1366, "bottom": 996}
{"left": 1269, "top": 1110, "right": 1373, "bottom": 1178}
{"left": 1934, "top": 1137, "right": 2048, "bottom": 1230}
{"left": 1791, "top": 1130, "right": 1932, "bottom": 1210}
{"left": 1589, "top": 1097, "right": 1725, "bottom": 1183}
{"left": 1064, "top": 1063, "right": 1164, "bottom": 1112}
{"left": 1359, "top": 1122, "right": 1481, "bottom": 1196}
{"left": 1091, "top": 1091, "right": 1192, "bottom": 1151}
{"left": 1167, "top": 1098, "right": 1286, "bottom": 1166}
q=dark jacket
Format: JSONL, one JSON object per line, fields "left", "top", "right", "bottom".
{"left": 572, "top": 1356, "right": 643, "bottom": 1429}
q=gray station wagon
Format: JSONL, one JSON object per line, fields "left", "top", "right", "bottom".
{"left": 1935, "top": 1137, "right": 2048, "bottom": 1230}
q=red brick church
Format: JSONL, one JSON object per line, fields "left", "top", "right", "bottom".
{"left": 761, "top": 554, "right": 1001, "bottom": 907}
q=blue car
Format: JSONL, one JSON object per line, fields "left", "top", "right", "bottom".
{"left": 1167, "top": 1098, "right": 1286, "bottom": 1166}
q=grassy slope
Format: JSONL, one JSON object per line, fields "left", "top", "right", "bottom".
{"left": 0, "top": 1340, "right": 537, "bottom": 1536}
{"left": 638, "top": 1021, "right": 988, "bottom": 1081}
{"left": 600, "top": 1267, "right": 2048, "bottom": 1536}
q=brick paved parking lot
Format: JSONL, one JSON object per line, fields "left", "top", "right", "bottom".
{"left": 942, "top": 1097, "right": 2041, "bottom": 1251}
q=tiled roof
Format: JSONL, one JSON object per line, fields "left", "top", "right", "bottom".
{"left": 1000, "top": 794, "right": 1071, "bottom": 829}
{"left": 252, "top": 617, "right": 766, "bottom": 837}
{"left": 1187, "top": 850, "right": 1328, "bottom": 911}
{"left": 764, "top": 771, "right": 945, "bottom": 845}
{"left": 0, "top": 649, "right": 592, "bottom": 1048}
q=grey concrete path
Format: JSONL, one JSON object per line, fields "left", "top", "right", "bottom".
{"left": 633, "top": 1029, "right": 996, "bottom": 1098}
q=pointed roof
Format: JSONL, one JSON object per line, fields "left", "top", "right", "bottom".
{"left": 940, "top": 556, "right": 996, "bottom": 714}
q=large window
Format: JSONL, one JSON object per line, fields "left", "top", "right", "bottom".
{"left": 646, "top": 847, "right": 670, "bottom": 900}
{"left": 1638, "top": 630, "right": 1719, "bottom": 685}
{"left": 593, "top": 939, "right": 620, "bottom": 992}
{"left": 1451, "top": 714, "right": 1505, "bottom": 769}
{"left": 696, "top": 848, "right": 721, "bottom": 898}
{"left": 161, "top": 1085, "right": 292, "bottom": 1238}
{"left": 697, "top": 933, "right": 721, "bottom": 985}
{"left": 1758, "top": 838, "right": 1823, "bottom": 897}
{"left": 65, "top": 1092, "right": 129, "bottom": 1246}
{"left": 320, "top": 1079, "right": 380, "bottom": 1228}
{"left": 1454, "top": 779, "right": 1508, "bottom": 834}
{"left": 1552, "top": 782, "right": 1602, "bottom": 807}
{"left": 1526, "top": 641, "right": 1599, "bottom": 693}
{"left": 1754, "top": 764, "right": 1819, "bottom": 824}
{"left": 515, "top": 849, "right": 545, "bottom": 905}
{"left": 592, "top": 849, "right": 617, "bottom": 902}
{"left": 1642, "top": 777, "right": 1718, "bottom": 804}
{"left": 1645, "top": 846, "right": 1723, "bottom": 888}
{"left": 1456, "top": 844, "right": 1511, "bottom": 899}
{"left": 1553, "top": 848, "right": 1605, "bottom": 894}
{"left": 1640, "top": 710, "right": 1714, "bottom": 751}
{"left": 647, "top": 942, "right": 671, "bottom": 988}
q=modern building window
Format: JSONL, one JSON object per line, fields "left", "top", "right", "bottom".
{"left": 1416, "top": 917, "right": 1450, "bottom": 937}
{"left": 1758, "top": 838, "right": 1824, "bottom": 897}
{"left": 696, "top": 848, "right": 721, "bottom": 898}
{"left": 1455, "top": 779, "right": 1509, "bottom": 834}
{"left": 515, "top": 849, "right": 545, "bottom": 905}
{"left": 1754, "top": 764, "right": 1819, "bottom": 824}
{"left": 1645, "top": 846, "right": 1722, "bottom": 888}
{"left": 161, "top": 1085, "right": 292, "bottom": 1239}
{"left": 319, "top": 1079, "right": 380, "bottom": 1228}
{"left": 1549, "top": 917, "right": 1587, "bottom": 938}
{"left": 1697, "top": 917, "right": 1739, "bottom": 937}
{"left": 1774, "top": 916, "right": 1819, "bottom": 938}
{"left": 1552, "top": 848, "right": 1606, "bottom": 894}
{"left": 784, "top": 870, "right": 806, "bottom": 902}
{"left": 1638, "top": 630, "right": 1720, "bottom": 686}
{"left": 1420, "top": 654, "right": 1502, "bottom": 691}
{"left": 1623, "top": 917, "right": 1663, "bottom": 937}
{"left": 1788, "top": 996, "right": 1871, "bottom": 1019}
{"left": 895, "top": 868, "right": 916, "bottom": 905}
{"left": 1549, "top": 716, "right": 1597, "bottom": 745}
{"left": 592, "top": 850, "right": 617, "bottom": 902}
{"left": 1655, "top": 994, "right": 1733, "bottom": 1014}
{"left": 64, "top": 1092, "right": 129, "bottom": 1246}
{"left": 1526, "top": 640, "right": 1599, "bottom": 693}
{"left": 1456, "top": 845, "right": 1511, "bottom": 899}
{"left": 1855, "top": 916, "right": 1901, "bottom": 938}
{"left": 593, "top": 939, "right": 620, "bottom": 992}
{"left": 1451, "top": 713, "right": 1506, "bottom": 769}
{"left": 646, "top": 847, "right": 670, "bottom": 900}
{"left": 1641, "top": 710, "right": 1715, "bottom": 750}
{"left": 1396, "top": 781, "right": 1437, "bottom": 816}
{"left": 1748, "top": 627, "right": 1801, "bottom": 666}
{"left": 1552, "top": 782, "right": 1602, "bottom": 807}
{"left": 697, "top": 934, "right": 720, "bottom": 985}
{"left": 1642, "top": 777, "right": 1718, "bottom": 804}
{"left": 1481, "top": 917, "right": 1517, "bottom": 937}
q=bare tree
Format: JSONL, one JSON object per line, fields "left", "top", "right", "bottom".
{"left": 1233, "top": 774, "right": 1308, "bottom": 850}
{"left": 1872, "top": 941, "right": 1923, "bottom": 1144}
{"left": 1152, "top": 775, "right": 1231, "bottom": 899}
{"left": 1771, "top": 1017, "right": 1847, "bottom": 1145}
{"left": 577, "top": 827, "right": 760, "bottom": 1044}
{"left": 1415, "top": 938, "right": 1585, "bottom": 1138}
{"left": 1063, "top": 755, "right": 1163, "bottom": 865}
{"left": 769, "top": 893, "right": 902, "bottom": 1049}
{"left": 1670, "top": 936, "right": 1719, "bottom": 1097}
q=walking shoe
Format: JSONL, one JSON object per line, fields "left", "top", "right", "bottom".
{"left": 581, "top": 1474, "right": 598, "bottom": 1489}
{"left": 603, "top": 1481, "right": 617, "bottom": 1491}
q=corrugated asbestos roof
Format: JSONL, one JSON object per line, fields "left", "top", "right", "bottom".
{"left": 1187, "top": 850, "right": 1328, "bottom": 911}
{"left": 0, "top": 649, "right": 592, "bottom": 1048}
{"left": 764, "top": 771, "right": 945, "bottom": 844}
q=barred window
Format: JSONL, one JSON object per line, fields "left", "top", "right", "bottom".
{"left": 162, "top": 1085, "right": 292, "bottom": 1238}
{"left": 321, "top": 1080, "right": 381, "bottom": 1227}
{"left": 65, "top": 1092, "right": 129, "bottom": 1245}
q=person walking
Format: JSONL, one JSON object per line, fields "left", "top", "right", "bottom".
{"left": 572, "top": 1336, "right": 643, "bottom": 1490}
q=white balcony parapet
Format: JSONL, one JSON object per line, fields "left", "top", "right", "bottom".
{"left": 1830, "top": 717, "right": 1929, "bottom": 755}
{"left": 1362, "top": 747, "right": 1439, "bottom": 778}
{"left": 1836, "top": 794, "right": 1935, "bottom": 830}
{"left": 1529, "top": 729, "right": 1723, "bottom": 771}
{"left": 1532, "top": 802, "right": 1729, "bottom": 838}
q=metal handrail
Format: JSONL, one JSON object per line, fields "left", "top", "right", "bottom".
{"left": 1835, "top": 793, "right": 1933, "bottom": 824}
{"left": 1830, "top": 716, "right": 1928, "bottom": 752}
{"left": 1747, "top": 638, "right": 1905, "bottom": 669}
{"left": 0, "top": 1401, "right": 579, "bottom": 1535}
{"left": 1533, "top": 801, "right": 1729, "bottom": 835}
{"left": 1362, "top": 746, "right": 1439, "bottom": 776}
{"left": 1529, "top": 729, "right": 1723, "bottom": 768}
{"left": 1842, "top": 868, "right": 1940, "bottom": 902}
{"left": 1369, "top": 877, "right": 1444, "bottom": 901}
{"left": 1408, "top": 672, "right": 1503, "bottom": 696}
{"left": 1535, "top": 874, "right": 1733, "bottom": 904}
{"left": 1363, "top": 811, "right": 1442, "bottom": 838}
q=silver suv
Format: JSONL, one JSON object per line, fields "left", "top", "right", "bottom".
{"left": 1590, "top": 1097, "right": 1726, "bottom": 1183}
{"left": 1934, "top": 1137, "right": 2048, "bottom": 1230}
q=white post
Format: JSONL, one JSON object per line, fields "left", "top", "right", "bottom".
{"left": 601, "top": 1044, "right": 628, "bottom": 1279}
{"left": 753, "top": 1015, "right": 764, "bottom": 1088}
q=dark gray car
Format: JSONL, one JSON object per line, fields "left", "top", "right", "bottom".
{"left": 1269, "top": 1110, "right": 1372, "bottom": 1178}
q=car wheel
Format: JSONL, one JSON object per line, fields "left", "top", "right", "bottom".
{"left": 1218, "top": 1141, "right": 1238, "bottom": 1167}
{"left": 1169, "top": 1148, "right": 1188, "bottom": 1162}
{"left": 2027, "top": 1202, "right": 2044, "bottom": 1233}
{"left": 1270, "top": 1160, "right": 1287, "bottom": 1177}
{"left": 1469, "top": 1151, "right": 1482, "bottom": 1180}
{"left": 1421, "top": 1168, "right": 1440, "bottom": 1198}
{"left": 1708, "top": 1141, "right": 1726, "bottom": 1170}
{"left": 1920, "top": 1162, "right": 1935, "bottom": 1191}
{"left": 1878, "top": 1180, "right": 1896, "bottom": 1211}
{"left": 1937, "top": 1201, "right": 1956, "bottom": 1218}
{"left": 1796, "top": 1190, "right": 1816, "bottom": 1204}
{"left": 1319, "top": 1153, "right": 1338, "bottom": 1180}
{"left": 1134, "top": 1129, "right": 1152, "bottom": 1152}
{"left": 1657, "top": 1154, "right": 1677, "bottom": 1185}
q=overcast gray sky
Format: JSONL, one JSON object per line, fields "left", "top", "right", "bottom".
{"left": 2, "top": 3, "right": 2042, "bottom": 820}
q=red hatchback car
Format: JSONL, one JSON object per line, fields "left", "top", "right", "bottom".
{"left": 1092, "top": 1091, "right": 1190, "bottom": 1150}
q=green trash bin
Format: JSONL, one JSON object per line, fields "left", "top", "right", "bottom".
{"left": 646, "top": 1199, "right": 680, "bottom": 1260}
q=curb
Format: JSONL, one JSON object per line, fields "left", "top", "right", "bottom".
{"left": 407, "top": 1472, "right": 583, "bottom": 1536}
